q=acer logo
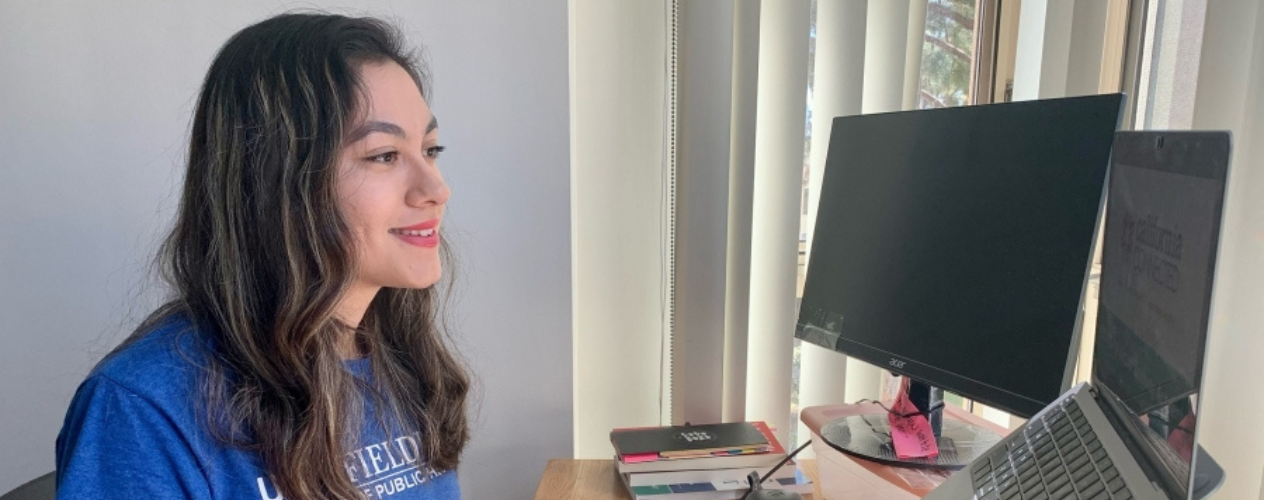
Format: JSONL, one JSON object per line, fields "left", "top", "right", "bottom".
{"left": 889, "top": 358, "right": 906, "bottom": 369}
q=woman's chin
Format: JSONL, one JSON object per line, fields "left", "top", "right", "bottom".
{"left": 397, "top": 271, "right": 442, "bottom": 290}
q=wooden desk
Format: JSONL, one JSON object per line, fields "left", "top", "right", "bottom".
{"left": 534, "top": 406, "right": 1008, "bottom": 499}
{"left": 532, "top": 459, "right": 823, "bottom": 500}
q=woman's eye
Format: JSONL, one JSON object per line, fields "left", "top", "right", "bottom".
{"left": 368, "top": 151, "right": 399, "bottom": 163}
{"left": 424, "top": 146, "right": 446, "bottom": 159}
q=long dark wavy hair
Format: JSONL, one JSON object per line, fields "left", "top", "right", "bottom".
{"left": 116, "top": 13, "right": 470, "bottom": 499}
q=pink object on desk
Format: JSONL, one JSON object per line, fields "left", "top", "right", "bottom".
{"left": 888, "top": 379, "right": 939, "bottom": 459}
{"left": 621, "top": 452, "right": 660, "bottom": 464}
{"left": 802, "top": 403, "right": 1008, "bottom": 498}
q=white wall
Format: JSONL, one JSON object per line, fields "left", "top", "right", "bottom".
{"left": 0, "top": 2, "right": 572, "bottom": 498}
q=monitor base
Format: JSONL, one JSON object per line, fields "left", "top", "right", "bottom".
{"left": 818, "top": 413, "right": 1001, "bottom": 470}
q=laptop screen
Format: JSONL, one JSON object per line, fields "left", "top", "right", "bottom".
{"left": 1094, "top": 132, "right": 1229, "bottom": 497}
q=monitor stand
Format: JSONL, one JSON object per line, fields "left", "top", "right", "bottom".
{"left": 818, "top": 379, "right": 1002, "bottom": 469}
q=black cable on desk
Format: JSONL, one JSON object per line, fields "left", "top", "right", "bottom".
{"left": 740, "top": 439, "right": 813, "bottom": 500}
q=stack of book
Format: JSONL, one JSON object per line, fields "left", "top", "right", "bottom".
{"left": 610, "top": 421, "right": 814, "bottom": 500}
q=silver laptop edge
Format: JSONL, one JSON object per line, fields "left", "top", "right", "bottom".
{"left": 1182, "top": 130, "right": 1233, "bottom": 500}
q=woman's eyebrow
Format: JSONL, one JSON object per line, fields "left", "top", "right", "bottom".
{"left": 347, "top": 116, "right": 437, "bottom": 142}
{"left": 347, "top": 120, "right": 406, "bottom": 143}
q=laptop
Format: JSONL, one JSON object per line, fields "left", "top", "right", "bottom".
{"left": 924, "top": 131, "right": 1232, "bottom": 500}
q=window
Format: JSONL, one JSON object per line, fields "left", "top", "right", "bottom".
{"left": 920, "top": 0, "right": 982, "bottom": 108}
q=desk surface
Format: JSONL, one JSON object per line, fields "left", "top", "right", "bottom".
{"left": 532, "top": 459, "right": 823, "bottom": 500}
{"left": 538, "top": 405, "right": 1011, "bottom": 499}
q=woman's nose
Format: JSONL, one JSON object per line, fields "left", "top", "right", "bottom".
{"left": 405, "top": 161, "right": 449, "bottom": 208}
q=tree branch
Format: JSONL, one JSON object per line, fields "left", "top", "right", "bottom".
{"left": 920, "top": 89, "right": 948, "bottom": 109}
{"left": 928, "top": 1, "right": 974, "bottom": 29}
{"left": 925, "top": 33, "right": 972, "bottom": 64}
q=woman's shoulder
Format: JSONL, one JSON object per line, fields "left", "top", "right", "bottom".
{"left": 57, "top": 314, "right": 239, "bottom": 498}
{"left": 88, "top": 313, "right": 214, "bottom": 403}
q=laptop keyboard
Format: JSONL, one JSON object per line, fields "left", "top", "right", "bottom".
{"left": 969, "top": 399, "right": 1134, "bottom": 500}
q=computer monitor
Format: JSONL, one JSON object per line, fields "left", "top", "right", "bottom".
{"left": 796, "top": 94, "right": 1124, "bottom": 467}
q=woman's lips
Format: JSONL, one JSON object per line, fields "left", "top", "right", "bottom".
{"left": 390, "top": 219, "right": 440, "bottom": 248}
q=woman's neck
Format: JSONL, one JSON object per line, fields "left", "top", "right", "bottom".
{"left": 334, "top": 283, "right": 381, "bottom": 359}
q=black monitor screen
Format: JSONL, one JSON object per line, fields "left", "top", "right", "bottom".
{"left": 796, "top": 94, "right": 1124, "bottom": 418}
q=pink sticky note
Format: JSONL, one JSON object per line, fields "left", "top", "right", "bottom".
{"left": 888, "top": 380, "right": 939, "bottom": 459}
{"left": 622, "top": 452, "right": 660, "bottom": 464}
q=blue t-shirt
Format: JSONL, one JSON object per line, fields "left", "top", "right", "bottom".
{"left": 55, "top": 316, "right": 461, "bottom": 500}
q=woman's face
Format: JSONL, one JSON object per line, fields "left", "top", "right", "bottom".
{"left": 337, "top": 61, "right": 449, "bottom": 293}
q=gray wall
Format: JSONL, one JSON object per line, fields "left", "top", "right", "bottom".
{"left": 0, "top": 2, "right": 571, "bottom": 498}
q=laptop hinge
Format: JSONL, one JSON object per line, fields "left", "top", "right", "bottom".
{"left": 1090, "top": 387, "right": 1183, "bottom": 498}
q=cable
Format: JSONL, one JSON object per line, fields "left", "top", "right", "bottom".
{"left": 760, "top": 439, "right": 812, "bottom": 484}
{"left": 740, "top": 439, "right": 813, "bottom": 499}
{"left": 853, "top": 398, "right": 945, "bottom": 419}
{"left": 658, "top": 0, "right": 680, "bottom": 427}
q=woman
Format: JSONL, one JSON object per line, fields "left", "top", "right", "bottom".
{"left": 55, "top": 13, "right": 469, "bottom": 500}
